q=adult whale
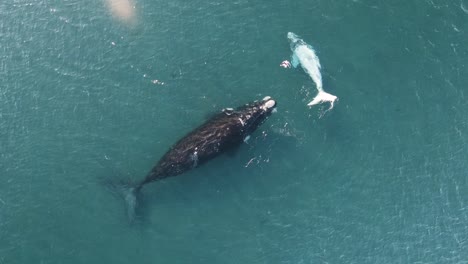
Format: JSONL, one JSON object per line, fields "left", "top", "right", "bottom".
{"left": 122, "top": 96, "right": 277, "bottom": 220}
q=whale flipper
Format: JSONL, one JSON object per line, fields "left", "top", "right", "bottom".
{"left": 291, "top": 53, "right": 300, "bottom": 68}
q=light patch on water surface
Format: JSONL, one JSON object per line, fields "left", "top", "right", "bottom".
{"left": 105, "top": 0, "right": 137, "bottom": 24}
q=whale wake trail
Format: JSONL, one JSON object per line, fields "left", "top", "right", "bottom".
{"left": 287, "top": 32, "right": 338, "bottom": 110}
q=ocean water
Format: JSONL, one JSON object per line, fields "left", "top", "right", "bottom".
{"left": 1, "top": 0, "right": 468, "bottom": 263}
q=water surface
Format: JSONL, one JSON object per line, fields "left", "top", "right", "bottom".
{"left": 1, "top": 0, "right": 468, "bottom": 263}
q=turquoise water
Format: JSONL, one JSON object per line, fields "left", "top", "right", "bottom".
{"left": 1, "top": 0, "right": 468, "bottom": 263}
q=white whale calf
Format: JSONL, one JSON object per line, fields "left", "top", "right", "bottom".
{"left": 287, "top": 32, "right": 338, "bottom": 109}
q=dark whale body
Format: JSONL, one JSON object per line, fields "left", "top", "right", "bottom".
{"left": 123, "top": 96, "right": 277, "bottom": 220}
{"left": 138, "top": 96, "right": 276, "bottom": 188}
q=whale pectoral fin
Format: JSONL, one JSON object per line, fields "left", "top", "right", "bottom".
{"left": 291, "top": 53, "right": 300, "bottom": 68}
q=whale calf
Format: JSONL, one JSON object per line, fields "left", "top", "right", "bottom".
{"left": 287, "top": 32, "right": 338, "bottom": 109}
{"left": 122, "top": 96, "right": 277, "bottom": 220}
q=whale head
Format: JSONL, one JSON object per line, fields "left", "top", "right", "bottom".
{"left": 236, "top": 96, "right": 277, "bottom": 135}
{"left": 287, "top": 32, "right": 304, "bottom": 50}
{"left": 287, "top": 32, "right": 299, "bottom": 41}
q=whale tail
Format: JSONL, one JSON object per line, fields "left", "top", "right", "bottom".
{"left": 123, "top": 185, "right": 140, "bottom": 222}
{"left": 307, "top": 90, "right": 338, "bottom": 110}
{"left": 102, "top": 177, "right": 142, "bottom": 223}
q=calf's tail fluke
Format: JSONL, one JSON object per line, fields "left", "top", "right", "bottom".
{"left": 307, "top": 90, "right": 338, "bottom": 110}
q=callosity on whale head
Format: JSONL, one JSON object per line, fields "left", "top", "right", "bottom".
{"left": 236, "top": 96, "right": 277, "bottom": 135}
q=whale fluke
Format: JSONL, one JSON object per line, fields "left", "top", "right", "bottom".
{"left": 307, "top": 91, "right": 338, "bottom": 109}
